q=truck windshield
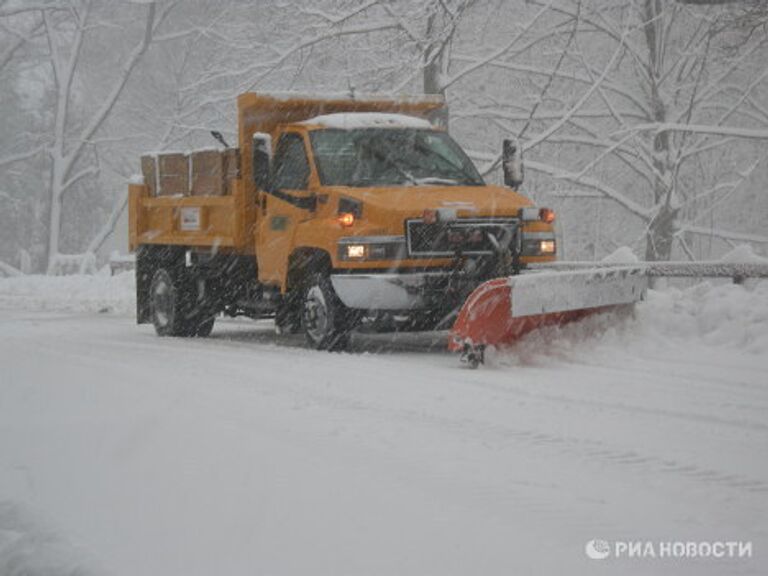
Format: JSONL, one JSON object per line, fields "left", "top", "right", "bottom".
{"left": 310, "top": 128, "right": 485, "bottom": 187}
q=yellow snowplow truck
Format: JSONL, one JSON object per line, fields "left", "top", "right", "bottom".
{"left": 129, "top": 92, "right": 559, "bottom": 350}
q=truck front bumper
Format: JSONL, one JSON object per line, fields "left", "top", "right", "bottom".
{"left": 330, "top": 272, "right": 453, "bottom": 311}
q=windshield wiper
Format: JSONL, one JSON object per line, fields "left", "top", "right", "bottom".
{"left": 414, "top": 177, "right": 461, "bottom": 186}
{"left": 370, "top": 148, "right": 417, "bottom": 185}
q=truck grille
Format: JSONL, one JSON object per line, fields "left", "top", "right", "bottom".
{"left": 406, "top": 218, "right": 517, "bottom": 257}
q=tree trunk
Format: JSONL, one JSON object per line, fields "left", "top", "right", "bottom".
{"left": 645, "top": 204, "right": 678, "bottom": 261}
{"left": 46, "top": 191, "right": 62, "bottom": 273}
{"left": 423, "top": 10, "right": 449, "bottom": 128}
{"left": 642, "top": 0, "right": 677, "bottom": 261}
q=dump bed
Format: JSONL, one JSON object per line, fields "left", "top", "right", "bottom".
{"left": 129, "top": 92, "right": 445, "bottom": 253}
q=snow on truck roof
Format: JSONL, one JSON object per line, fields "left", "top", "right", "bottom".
{"left": 247, "top": 90, "right": 444, "bottom": 104}
{"left": 300, "top": 112, "right": 434, "bottom": 130}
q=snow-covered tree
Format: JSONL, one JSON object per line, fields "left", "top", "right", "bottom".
{"left": 1, "top": 0, "right": 766, "bottom": 272}
{"left": 0, "top": 0, "right": 177, "bottom": 272}
{"left": 451, "top": 0, "right": 768, "bottom": 260}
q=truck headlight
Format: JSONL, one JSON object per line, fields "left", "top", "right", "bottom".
{"left": 338, "top": 236, "right": 406, "bottom": 261}
{"left": 540, "top": 240, "right": 556, "bottom": 254}
{"left": 521, "top": 235, "right": 556, "bottom": 256}
{"left": 345, "top": 244, "right": 366, "bottom": 259}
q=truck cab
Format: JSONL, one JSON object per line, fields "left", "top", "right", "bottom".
{"left": 130, "top": 93, "right": 557, "bottom": 350}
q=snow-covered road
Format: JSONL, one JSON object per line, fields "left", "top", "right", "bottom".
{"left": 1, "top": 279, "right": 767, "bottom": 575}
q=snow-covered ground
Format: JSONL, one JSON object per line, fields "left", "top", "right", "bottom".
{"left": 1, "top": 273, "right": 767, "bottom": 575}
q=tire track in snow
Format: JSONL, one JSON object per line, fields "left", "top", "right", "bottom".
{"left": 453, "top": 355, "right": 768, "bottom": 433}
{"left": 157, "top": 322, "right": 768, "bottom": 496}
{"left": 283, "top": 381, "right": 768, "bottom": 496}
{"left": 467, "top": 379, "right": 768, "bottom": 433}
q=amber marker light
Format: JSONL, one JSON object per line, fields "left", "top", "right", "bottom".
{"left": 338, "top": 212, "right": 355, "bottom": 227}
{"left": 540, "top": 208, "right": 555, "bottom": 224}
{"left": 422, "top": 209, "right": 438, "bottom": 224}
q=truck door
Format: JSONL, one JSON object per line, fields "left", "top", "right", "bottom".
{"left": 257, "top": 132, "right": 314, "bottom": 289}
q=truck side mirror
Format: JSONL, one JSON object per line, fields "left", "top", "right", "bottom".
{"left": 252, "top": 132, "right": 272, "bottom": 191}
{"left": 502, "top": 138, "right": 524, "bottom": 189}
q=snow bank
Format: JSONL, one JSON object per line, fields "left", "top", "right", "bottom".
{"left": 601, "top": 245, "right": 639, "bottom": 264}
{"left": 0, "top": 502, "right": 96, "bottom": 576}
{"left": 638, "top": 280, "right": 768, "bottom": 354}
{"left": 720, "top": 243, "right": 768, "bottom": 264}
{"left": 496, "top": 279, "right": 768, "bottom": 366}
{"left": 0, "top": 271, "right": 135, "bottom": 315}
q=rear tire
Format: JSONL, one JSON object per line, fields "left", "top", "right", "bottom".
{"left": 301, "top": 273, "right": 355, "bottom": 351}
{"left": 150, "top": 268, "right": 214, "bottom": 337}
{"left": 151, "top": 268, "right": 187, "bottom": 336}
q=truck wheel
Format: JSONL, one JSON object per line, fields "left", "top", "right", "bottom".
{"left": 150, "top": 268, "right": 196, "bottom": 337}
{"left": 275, "top": 290, "right": 302, "bottom": 335}
{"left": 301, "top": 273, "right": 352, "bottom": 351}
{"left": 194, "top": 314, "right": 215, "bottom": 337}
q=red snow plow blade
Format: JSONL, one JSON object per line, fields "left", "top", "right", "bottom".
{"left": 449, "top": 266, "right": 648, "bottom": 366}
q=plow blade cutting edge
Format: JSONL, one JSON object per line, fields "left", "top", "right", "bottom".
{"left": 449, "top": 266, "right": 648, "bottom": 364}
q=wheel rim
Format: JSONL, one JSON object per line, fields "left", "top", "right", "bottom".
{"left": 152, "top": 274, "right": 175, "bottom": 329}
{"left": 303, "top": 285, "right": 330, "bottom": 344}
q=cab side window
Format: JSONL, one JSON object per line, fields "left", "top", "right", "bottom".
{"left": 272, "top": 134, "right": 309, "bottom": 190}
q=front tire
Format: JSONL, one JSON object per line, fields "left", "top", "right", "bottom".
{"left": 275, "top": 289, "right": 302, "bottom": 335}
{"left": 301, "top": 274, "right": 355, "bottom": 351}
{"left": 194, "top": 314, "right": 216, "bottom": 337}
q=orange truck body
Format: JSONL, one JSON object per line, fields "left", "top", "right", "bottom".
{"left": 129, "top": 92, "right": 557, "bottom": 343}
